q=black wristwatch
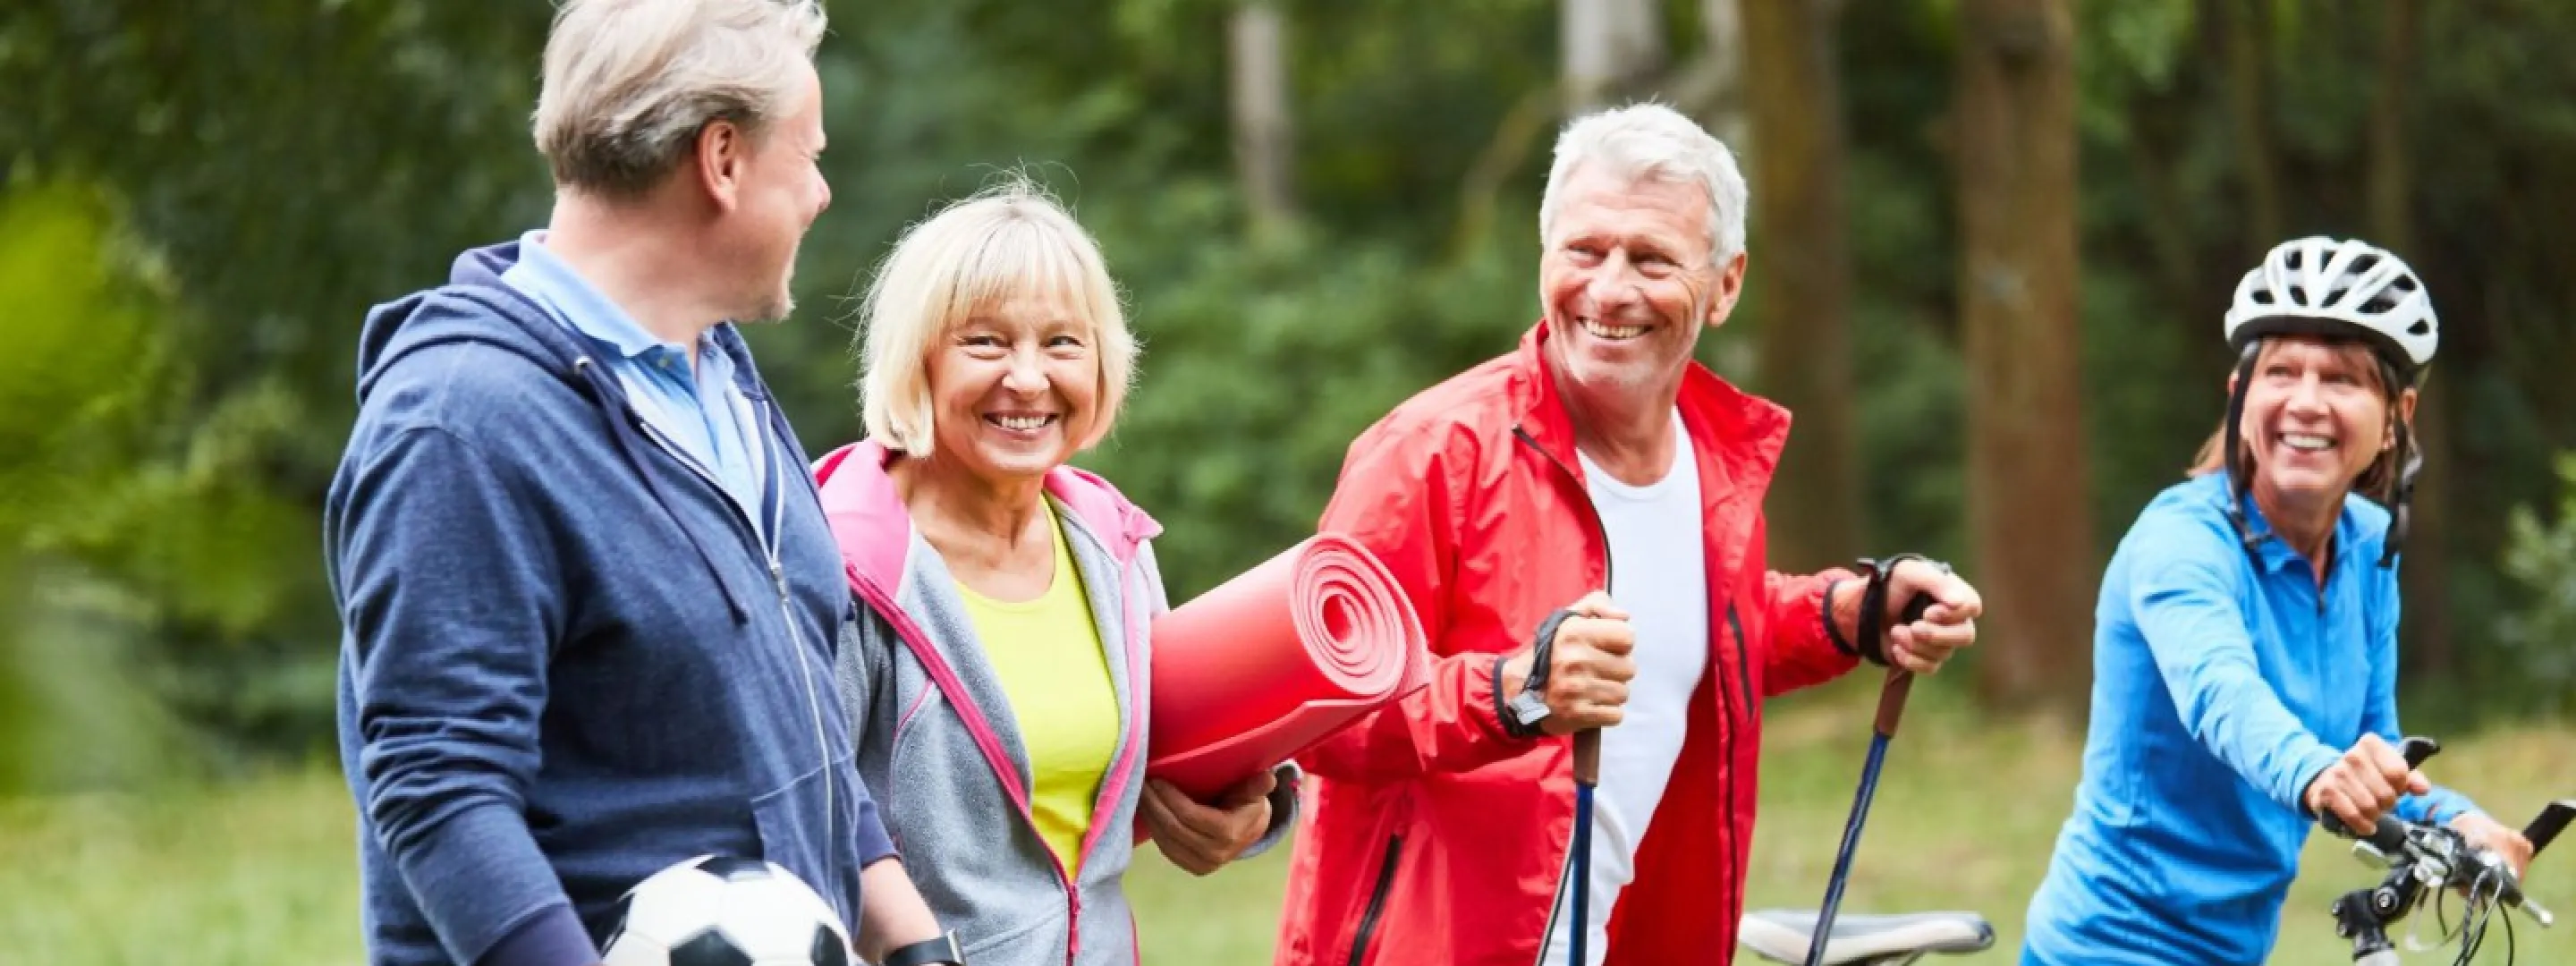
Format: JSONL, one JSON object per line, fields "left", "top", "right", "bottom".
{"left": 880, "top": 930, "right": 966, "bottom": 966}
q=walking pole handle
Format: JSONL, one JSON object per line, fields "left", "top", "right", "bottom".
{"left": 1871, "top": 593, "right": 1936, "bottom": 738}
{"left": 1573, "top": 728, "right": 1600, "bottom": 784}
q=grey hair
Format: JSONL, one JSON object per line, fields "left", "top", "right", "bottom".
{"left": 1538, "top": 102, "right": 1750, "bottom": 264}
{"left": 533, "top": 0, "right": 827, "bottom": 199}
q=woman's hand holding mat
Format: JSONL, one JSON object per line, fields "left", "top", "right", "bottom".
{"left": 1141, "top": 770, "right": 1278, "bottom": 875}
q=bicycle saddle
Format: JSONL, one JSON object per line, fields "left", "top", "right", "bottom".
{"left": 1736, "top": 910, "right": 1996, "bottom": 966}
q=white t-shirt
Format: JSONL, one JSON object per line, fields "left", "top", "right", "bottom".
{"left": 1542, "top": 409, "right": 1711, "bottom": 966}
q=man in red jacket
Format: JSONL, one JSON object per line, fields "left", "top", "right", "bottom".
{"left": 1273, "top": 102, "right": 1986, "bottom": 966}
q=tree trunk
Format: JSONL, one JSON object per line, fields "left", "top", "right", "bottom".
{"left": 2221, "top": 0, "right": 2284, "bottom": 257}
{"left": 1563, "top": 0, "right": 1665, "bottom": 115}
{"left": 1698, "top": 0, "right": 1750, "bottom": 149}
{"left": 1741, "top": 0, "right": 1860, "bottom": 572}
{"left": 2368, "top": 0, "right": 2452, "bottom": 678}
{"left": 1228, "top": 3, "right": 1294, "bottom": 237}
{"left": 1957, "top": 0, "right": 2095, "bottom": 712}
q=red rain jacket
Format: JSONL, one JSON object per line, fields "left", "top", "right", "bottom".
{"left": 1274, "top": 321, "right": 1864, "bottom": 966}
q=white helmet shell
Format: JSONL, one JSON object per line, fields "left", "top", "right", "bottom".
{"left": 2224, "top": 236, "right": 2437, "bottom": 372}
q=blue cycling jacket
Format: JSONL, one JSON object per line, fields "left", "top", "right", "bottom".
{"left": 2021, "top": 473, "right": 2477, "bottom": 965}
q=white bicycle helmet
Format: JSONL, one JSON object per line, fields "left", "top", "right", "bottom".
{"left": 2223, "top": 236, "right": 2438, "bottom": 377}
{"left": 2216, "top": 235, "right": 2436, "bottom": 568}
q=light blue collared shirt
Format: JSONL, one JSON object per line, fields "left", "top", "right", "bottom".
{"left": 499, "top": 231, "right": 761, "bottom": 518}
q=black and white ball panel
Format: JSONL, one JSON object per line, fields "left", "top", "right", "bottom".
{"left": 602, "top": 855, "right": 852, "bottom": 966}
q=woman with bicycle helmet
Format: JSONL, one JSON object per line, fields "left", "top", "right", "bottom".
{"left": 2020, "top": 237, "right": 2536, "bottom": 964}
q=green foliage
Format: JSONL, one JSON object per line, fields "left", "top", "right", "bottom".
{"left": 1078, "top": 196, "right": 1542, "bottom": 599}
{"left": 0, "top": 182, "right": 201, "bottom": 791}
{"left": 2496, "top": 453, "right": 2576, "bottom": 717}
{"left": 8, "top": 0, "right": 2576, "bottom": 772}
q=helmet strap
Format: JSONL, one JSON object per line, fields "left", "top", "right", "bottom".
{"left": 2223, "top": 342, "right": 2264, "bottom": 556}
{"left": 2379, "top": 418, "right": 2420, "bottom": 569}
{"left": 2373, "top": 355, "right": 2418, "bottom": 568}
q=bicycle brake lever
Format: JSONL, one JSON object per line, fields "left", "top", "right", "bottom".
{"left": 2527, "top": 898, "right": 2555, "bottom": 928}
{"left": 2528, "top": 800, "right": 2573, "bottom": 858}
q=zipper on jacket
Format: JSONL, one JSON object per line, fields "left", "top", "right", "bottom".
{"left": 1512, "top": 424, "right": 1614, "bottom": 966}
{"left": 639, "top": 401, "right": 842, "bottom": 884}
{"left": 1345, "top": 835, "right": 1404, "bottom": 966}
{"left": 1719, "top": 600, "right": 1750, "bottom": 944}
{"left": 1511, "top": 427, "right": 1614, "bottom": 589}
{"left": 849, "top": 534, "right": 1093, "bottom": 966}
{"left": 631, "top": 411, "right": 767, "bottom": 554}
{"left": 1725, "top": 603, "right": 1752, "bottom": 730}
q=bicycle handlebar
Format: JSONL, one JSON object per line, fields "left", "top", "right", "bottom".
{"left": 2316, "top": 735, "right": 2568, "bottom": 963}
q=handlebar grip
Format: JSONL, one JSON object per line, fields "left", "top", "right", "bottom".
{"left": 2528, "top": 800, "right": 2574, "bottom": 859}
{"left": 2314, "top": 735, "right": 2442, "bottom": 840}
{"left": 2322, "top": 811, "right": 2411, "bottom": 855}
{"left": 2360, "top": 816, "right": 2410, "bottom": 855}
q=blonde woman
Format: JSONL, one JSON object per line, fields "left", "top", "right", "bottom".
{"left": 813, "top": 178, "right": 1294, "bottom": 966}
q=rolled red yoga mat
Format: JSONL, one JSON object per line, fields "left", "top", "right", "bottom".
{"left": 1146, "top": 534, "right": 1429, "bottom": 800}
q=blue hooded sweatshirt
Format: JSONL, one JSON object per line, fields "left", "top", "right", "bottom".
{"left": 327, "top": 241, "right": 894, "bottom": 966}
{"left": 2021, "top": 473, "right": 2476, "bottom": 965}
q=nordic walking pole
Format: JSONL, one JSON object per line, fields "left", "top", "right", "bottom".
{"left": 1569, "top": 727, "right": 1600, "bottom": 966}
{"left": 1803, "top": 590, "right": 1936, "bottom": 966}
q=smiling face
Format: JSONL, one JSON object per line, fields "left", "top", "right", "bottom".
{"left": 1538, "top": 165, "right": 1744, "bottom": 404}
{"left": 2237, "top": 336, "right": 2411, "bottom": 506}
{"left": 921, "top": 289, "right": 1100, "bottom": 485}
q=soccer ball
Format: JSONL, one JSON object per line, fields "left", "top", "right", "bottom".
{"left": 601, "top": 855, "right": 853, "bottom": 966}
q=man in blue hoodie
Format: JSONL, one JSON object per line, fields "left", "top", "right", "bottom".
{"left": 326, "top": 3, "right": 958, "bottom": 965}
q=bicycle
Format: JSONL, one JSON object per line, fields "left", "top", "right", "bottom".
{"left": 2318, "top": 736, "right": 2572, "bottom": 965}
{"left": 1735, "top": 908, "right": 1994, "bottom": 966}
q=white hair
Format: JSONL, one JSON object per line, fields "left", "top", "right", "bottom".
{"left": 858, "top": 176, "right": 1137, "bottom": 456}
{"left": 1538, "top": 102, "right": 1750, "bottom": 264}
{"left": 533, "top": 0, "right": 827, "bottom": 199}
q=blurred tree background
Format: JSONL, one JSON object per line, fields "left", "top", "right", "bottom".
{"left": 4, "top": 0, "right": 2576, "bottom": 794}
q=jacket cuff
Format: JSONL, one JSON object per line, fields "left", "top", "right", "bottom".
{"left": 1483, "top": 652, "right": 1525, "bottom": 741}
{"left": 390, "top": 800, "right": 580, "bottom": 966}
{"left": 476, "top": 904, "right": 596, "bottom": 966}
{"left": 853, "top": 791, "right": 899, "bottom": 867}
{"left": 1240, "top": 762, "right": 1306, "bottom": 860}
{"left": 2288, "top": 745, "right": 2345, "bottom": 817}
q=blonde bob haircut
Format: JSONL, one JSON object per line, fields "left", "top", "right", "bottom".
{"left": 859, "top": 177, "right": 1136, "bottom": 456}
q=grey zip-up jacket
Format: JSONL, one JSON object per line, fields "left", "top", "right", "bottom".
{"left": 814, "top": 440, "right": 1296, "bottom": 966}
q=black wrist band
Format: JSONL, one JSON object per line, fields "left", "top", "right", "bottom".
{"left": 1502, "top": 608, "right": 1574, "bottom": 740}
{"left": 882, "top": 930, "right": 966, "bottom": 966}
{"left": 1821, "top": 579, "right": 1859, "bottom": 657}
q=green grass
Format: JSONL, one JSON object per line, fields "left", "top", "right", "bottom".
{"left": 4, "top": 688, "right": 2568, "bottom": 965}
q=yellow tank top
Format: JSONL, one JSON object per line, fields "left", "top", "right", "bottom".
{"left": 953, "top": 504, "right": 1122, "bottom": 875}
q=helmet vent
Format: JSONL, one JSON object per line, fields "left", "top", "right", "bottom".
{"left": 2409, "top": 318, "right": 2432, "bottom": 335}
{"left": 2287, "top": 284, "right": 2309, "bottom": 302}
{"left": 2351, "top": 254, "right": 2382, "bottom": 275}
{"left": 2252, "top": 289, "right": 2276, "bottom": 304}
{"left": 2395, "top": 275, "right": 2420, "bottom": 292}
